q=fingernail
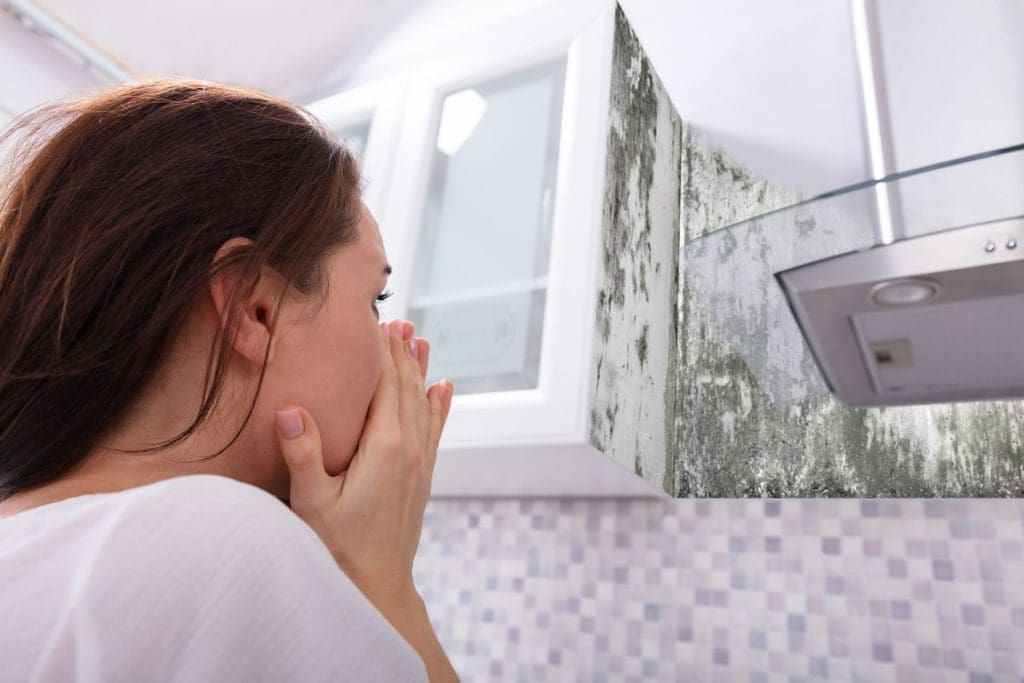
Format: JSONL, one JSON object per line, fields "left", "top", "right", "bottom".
{"left": 442, "top": 380, "right": 452, "bottom": 401}
{"left": 409, "top": 338, "right": 418, "bottom": 359}
{"left": 276, "top": 409, "right": 304, "bottom": 439}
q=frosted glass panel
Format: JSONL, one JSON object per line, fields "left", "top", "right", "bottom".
{"left": 336, "top": 119, "right": 371, "bottom": 160}
{"left": 409, "top": 57, "right": 566, "bottom": 395}
{"left": 413, "top": 289, "right": 546, "bottom": 393}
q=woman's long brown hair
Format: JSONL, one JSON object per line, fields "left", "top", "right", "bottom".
{"left": 0, "top": 78, "right": 364, "bottom": 501}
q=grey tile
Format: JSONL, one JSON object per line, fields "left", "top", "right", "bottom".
{"left": 888, "top": 557, "right": 908, "bottom": 578}
{"left": 890, "top": 600, "right": 912, "bottom": 620}
{"left": 924, "top": 500, "right": 948, "bottom": 518}
{"left": 860, "top": 500, "right": 880, "bottom": 517}
{"left": 825, "top": 575, "right": 846, "bottom": 594}
{"left": 932, "top": 560, "right": 955, "bottom": 580}
{"left": 809, "top": 656, "right": 829, "bottom": 678}
{"left": 872, "top": 642, "right": 894, "bottom": 662}
{"left": 961, "top": 604, "right": 985, "bottom": 626}
{"left": 749, "top": 629, "right": 767, "bottom": 649}
{"left": 917, "top": 644, "right": 941, "bottom": 666}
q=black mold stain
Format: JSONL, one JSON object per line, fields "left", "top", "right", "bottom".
{"left": 605, "top": 403, "right": 619, "bottom": 441}
{"left": 795, "top": 214, "right": 816, "bottom": 238}
{"left": 637, "top": 322, "right": 649, "bottom": 368}
{"left": 638, "top": 259, "right": 649, "bottom": 303}
{"left": 596, "top": 5, "right": 658, "bottom": 325}
{"left": 634, "top": 433, "right": 644, "bottom": 477}
{"left": 590, "top": 406, "right": 603, "bottom": 439}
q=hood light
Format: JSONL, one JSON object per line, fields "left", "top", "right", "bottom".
{"left": 871, "top": 280, "right": 939, "bottom": 306}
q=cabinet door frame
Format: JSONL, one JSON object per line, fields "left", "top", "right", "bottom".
{"left": 304, "top": 74, "right": 407, "bottom": 223}
{"left": 381, "top": 3, "right": 616, "bottom": 451}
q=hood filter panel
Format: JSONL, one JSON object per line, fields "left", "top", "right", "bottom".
{"left": 777, "top": 217, "right": 1024, "bottom": 407}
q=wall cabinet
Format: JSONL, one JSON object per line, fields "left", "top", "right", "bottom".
{"left": 308, "top": 2, "right": 675, "bottom": 498}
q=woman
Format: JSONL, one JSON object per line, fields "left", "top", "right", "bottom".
{"left": 0, "top": 78, "right": 459, "bottom": 682}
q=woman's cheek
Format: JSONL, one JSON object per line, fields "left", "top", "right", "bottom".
{"left": 369, "top": 330, "right": 386, "bottom": 388}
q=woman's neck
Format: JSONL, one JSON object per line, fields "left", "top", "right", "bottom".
{"left": 0, "top": 453, "right": 223, "bottom": 520}
{"left": 0, "top": 478, "right": 102, "bottom": 519}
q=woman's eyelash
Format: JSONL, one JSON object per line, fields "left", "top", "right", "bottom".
{"left": 376, "top": 288, "right": 394, "bottom": 302}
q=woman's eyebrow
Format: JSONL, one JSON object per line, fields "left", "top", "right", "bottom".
{"left": 383, "top": 264, "right": 392, "bottom": 276}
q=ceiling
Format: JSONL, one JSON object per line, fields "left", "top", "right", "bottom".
{"left": 40, "top": 0, "right": 422, "bottom": 103}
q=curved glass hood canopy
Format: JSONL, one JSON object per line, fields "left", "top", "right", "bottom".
{"left": 682, "top": 143, "right": 1024, "bottom": 408}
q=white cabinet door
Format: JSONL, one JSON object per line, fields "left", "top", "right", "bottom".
{"left": 305, "top": 75, "right": 405, "bottom": 224}
{"left": 385, "top": 5, "right": 612, "bottom": 437}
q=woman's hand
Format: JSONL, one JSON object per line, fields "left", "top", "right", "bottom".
{"left": 273, "top": 319, "right": 453, "bottom": 605}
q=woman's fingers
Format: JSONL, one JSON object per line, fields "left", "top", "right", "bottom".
{"left": 274, "top": 405, "right": 332, "bottom": 518}
{"left": 363, "top": 323, "right": 401, "bottom": 436}
{"left": 388, "top": 320, "right": 424, "bottom": 389}
{"left": 425, "top": 379, "right": 454, "bottom": 478}
{"left": 414, "top": 337, "right": 430, "bottom": 381}
{"left": 388, "top": 321, "right": 429, "bottom": 442}
{"left": 439, "top": 380, "right": 453, "bottom": 425}
{"left": 383, "top": 320, "right": 429, "bottom": 384}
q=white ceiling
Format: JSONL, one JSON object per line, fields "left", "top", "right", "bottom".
{"left": 41, "top": 0, "right": 422, "bottom": 103}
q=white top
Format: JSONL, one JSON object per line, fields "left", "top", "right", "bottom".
{"left": 0, "top": 474, "right": 428, "bottom": 682}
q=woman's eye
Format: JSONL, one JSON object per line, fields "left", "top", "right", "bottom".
{"left": 373, "top": 288, "right": 394, "bottom": 315}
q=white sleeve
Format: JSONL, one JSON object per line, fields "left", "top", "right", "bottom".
{"left": 66, "top": 476, "right": 429, "bottom": 683}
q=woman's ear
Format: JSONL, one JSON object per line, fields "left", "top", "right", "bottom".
{"left": 208, "top": 237, "right": 280, "bottom": 366}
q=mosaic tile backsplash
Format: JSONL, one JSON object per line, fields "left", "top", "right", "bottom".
{"left": 412, "top": 497, "right": 1024, "bottom": 681}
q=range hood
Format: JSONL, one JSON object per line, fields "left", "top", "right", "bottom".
{"left": 777, "top": 216, "right": 1024, "bottom": 407}
{"left": 682, "top": 143, "right": 1024, "bottom": 409}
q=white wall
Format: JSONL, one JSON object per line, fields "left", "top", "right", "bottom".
{"left": 876, "top": 0, "right": 1024, "bottom": 171}
{"left": 872, "top": 0, "right": 1024, "bottom": 238}
{"left": 619, "top": 0, "right": 870, "bottom": 197}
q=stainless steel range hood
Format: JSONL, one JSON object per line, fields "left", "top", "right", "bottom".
{"left": 776, "top": 215, "right": 1024, "bottom": 407}
{"left": 682, "top": 142, "right": 1024, "bottom": 410}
